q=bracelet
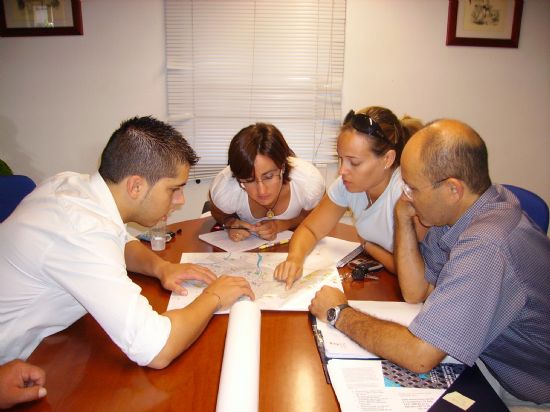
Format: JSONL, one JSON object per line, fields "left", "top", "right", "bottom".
{"left": 203, "top": 290, "right": 221, "bottom": 310}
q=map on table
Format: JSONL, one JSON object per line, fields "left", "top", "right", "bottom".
{"left": 167, "top": 252, "right": 342, "bottom": 313}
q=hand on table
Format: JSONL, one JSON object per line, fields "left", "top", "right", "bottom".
{"left": 202, "top": 275, "right": 255, "bottom": 310}
{"left": 252, "top": 220, "right": 278, "bottom": 241}
{"left": 273, "top": 257, "right": 303, "bottom": 290}
{"left": 0, "top": 360, "right": 46, "bottom": 409}
{"left": 309, "top": 286, "right": 348, "bottom": 323}
{"left": 226, "top": 220, "right": 257, "bottom": 242}
{"left": 158, "top": 262, "right": 217, "bottom": 295}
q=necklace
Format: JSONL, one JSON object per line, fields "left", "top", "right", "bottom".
{"left": 365, "top": 192, "right": 372, "bottom": 210}
{"left": 265, "top": 183, "right": 284, "bottom": 218}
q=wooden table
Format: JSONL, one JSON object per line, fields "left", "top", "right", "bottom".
{"left": 14, "top": 217, "right": 402, "bottom": 412}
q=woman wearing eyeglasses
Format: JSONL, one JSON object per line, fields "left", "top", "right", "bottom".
{"left": 274, "top": 106, "right": 426, "bottom": 288}
{"left": 208, "top": 123, "right": 325, "bottom": 242}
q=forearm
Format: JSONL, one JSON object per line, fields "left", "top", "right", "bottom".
{"left": 336, "top": 309, "right": 444, "bottom": 373}
{"left": 394, "top": 215, "right": 429, "bottom": 303}
{"left": 124, "top": 240, "right": 168, "bottom": 279}
{"left": 363, "top": 241, "right": 395, "bottom": 274}
{"left": 210, "top": 205, "right": 237, "bottom": 226}
{"left": 148, "top": 292, "right": 220, "bottom": 369}
{"left": 286, "top": 222, "right": 321, "bottom": 263}
{"left": 286, "top": 199, "right": 342, "bottom": 262}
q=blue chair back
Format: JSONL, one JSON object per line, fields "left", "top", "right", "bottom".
{"left": 503, "top": 184, "right": 549, "bottom": 233}
{"left": 0, "top": 175, "right": 36, "bottom": 222}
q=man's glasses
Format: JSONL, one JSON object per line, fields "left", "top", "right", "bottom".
{"left": 238, "top": 169, "right": 283, "bottom": 189}
{"left": 402, "top": 178, "right": 449, "bottom": 200}
{"left": 344, "top": 110, "right": 387, "bottom": 141}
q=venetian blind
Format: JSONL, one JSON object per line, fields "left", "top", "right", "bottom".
{"left": 165, "top": 0, "right": 346, "bottom": 180}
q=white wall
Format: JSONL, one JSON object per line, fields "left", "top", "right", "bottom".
{"left": 343, "top": 0, "right": 550, "bottom": 211}
{"left": 1, "top": 0, "right": 549, "bottom": 227}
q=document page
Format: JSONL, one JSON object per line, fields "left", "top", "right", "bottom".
{"left": 198, "top": 229, "right": 294, "bottom": 252}
{"left": 317, "top": 301, "right": 423, "bottom": 359}
{"left": 313, "top": 236, "right": 362, "bottom": 267}
{"left": 167, "top": 251, "right": 341, "bottom": 313}
{"left": 317, "top": 301, "right": 458, "bottom": 363}
{"left": 328, "top": 359, "right": 465, "bottom": 412}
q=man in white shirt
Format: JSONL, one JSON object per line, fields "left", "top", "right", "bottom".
{"left": 0, "top": 116, "right": 254, "bottom": 370}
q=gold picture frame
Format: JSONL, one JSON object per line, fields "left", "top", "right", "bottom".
{"left": 1, "top": 0, "right": 83, "bottom": 37}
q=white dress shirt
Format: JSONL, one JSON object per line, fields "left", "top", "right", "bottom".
{"left": 0, "top": 172, "right": 171, "bottom": 365}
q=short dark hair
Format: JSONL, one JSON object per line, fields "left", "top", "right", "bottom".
{"left": 227, "top": 123, "right": 295, "bottom": 183}
{"left": 99, "top": 116, "right": 198, "bottom": 185}
{"left": 420, "top": 120, "right": 491, "bottom": 195}
{"left": 341, "top": 106, "right": 408, "bottom": 166}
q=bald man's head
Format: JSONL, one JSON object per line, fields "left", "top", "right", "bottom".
{"left": 403, "top": 119, "right": 491, "bottom": 195}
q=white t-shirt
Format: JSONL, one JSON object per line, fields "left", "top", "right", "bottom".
{"left": 0, "top": 172, "right": 171, "bottom": 366}
{"left": 328, "top": 168, "right": 403, "bottom": 252}
{"left": 210, "top": 157, "right": 325, "bottom": 224}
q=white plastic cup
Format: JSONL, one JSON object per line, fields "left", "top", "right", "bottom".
{"left": 150, "top": 218, "right": 167, "bottom": 251}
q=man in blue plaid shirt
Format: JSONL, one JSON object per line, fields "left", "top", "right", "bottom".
{"left": 310, "top": 119, "right": 549, "bottom": 409}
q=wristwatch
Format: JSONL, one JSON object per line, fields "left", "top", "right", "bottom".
{"left": 327, "top": 303, "right": 351, "bottom": 326}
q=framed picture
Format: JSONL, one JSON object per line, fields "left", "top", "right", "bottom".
{"left": 446, "top": 0, "right": 523, "bottom": 48}
{"left": 0, "top": 0, "right": 83, "bottom": 37}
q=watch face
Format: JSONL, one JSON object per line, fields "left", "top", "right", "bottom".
{"left": 327, "top": 307, "right": 337, "bottom": 322}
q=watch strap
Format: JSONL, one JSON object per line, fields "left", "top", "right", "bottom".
{"left": 328, "top": 303, "right": 351, "bottom": 326}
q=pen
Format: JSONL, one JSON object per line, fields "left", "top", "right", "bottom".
{"left": 223, "top": 224, "right": 255, "bottom": 232}
{"left": 258, "top": 238, "right": 290, "bottom": 250}
{"left": 222, "top": 224, "right": 260, "bottom": 238}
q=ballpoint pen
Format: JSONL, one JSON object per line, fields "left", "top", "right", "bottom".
{"left": 222, "top": 224, "right": 255, "bottom": 232}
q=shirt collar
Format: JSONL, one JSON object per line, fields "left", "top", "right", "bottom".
{"left": 438, "top": 185, "right": 501, "bottom": 251}
{"left": 90, "top": 171, "right": 125, "bottom": 231}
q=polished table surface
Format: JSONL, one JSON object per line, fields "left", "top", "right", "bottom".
{"left": 14, "top": 217, "right": 402, "bottom": 412}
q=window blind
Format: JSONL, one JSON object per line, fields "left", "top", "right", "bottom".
{"left": 165, "top": 0, "right": 346, "bottom": 180}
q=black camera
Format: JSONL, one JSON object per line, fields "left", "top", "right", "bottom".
{"left": 350, "top": 258, "right": 383, "bottom": 280}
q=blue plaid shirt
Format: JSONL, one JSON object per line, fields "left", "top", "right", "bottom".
{"left": 408, "top": 184, "right": 550, "bottom": 404}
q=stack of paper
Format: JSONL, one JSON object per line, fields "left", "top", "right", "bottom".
{"left": 328, "top": 359, "right": 465, "bottom": 412}
{"left": 198, "top": 229, "right": 294, "bottom": 252}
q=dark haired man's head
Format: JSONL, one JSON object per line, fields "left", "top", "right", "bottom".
{"left": 99, "top": 116, "right": 198, "bottom": 185}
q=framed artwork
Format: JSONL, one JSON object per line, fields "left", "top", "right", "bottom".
{"left": 0, "top": 0, "right": 83, "bottom": 37}
{"left": 446, "top": 0, "right": 523, "bottom": 48}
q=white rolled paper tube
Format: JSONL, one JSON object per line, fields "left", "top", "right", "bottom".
{"left": 216, "top": 300, "right": 261, "bottom": 412}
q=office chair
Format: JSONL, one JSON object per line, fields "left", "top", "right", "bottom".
{"left": 503, "top": 184, "right": 549, "bottom": 233}
{"left": 0, "top": 175, "right": 36, "bottom": 222}
{"left": 201, "top": 200, "right": 211, "bottom": 214}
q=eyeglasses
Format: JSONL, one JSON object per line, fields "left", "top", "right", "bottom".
{"left": 402, "top": 178, "right": 449, "bottom": 200}
{"left": 238, "top": 169, "right": 283, "bottom": 189}
{"left": 344, "top": 110, "right": 387, "bottom": 141}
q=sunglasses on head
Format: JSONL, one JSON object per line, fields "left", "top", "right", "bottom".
{"left": 344, "top": 110, "right": 387, "bottom": 141}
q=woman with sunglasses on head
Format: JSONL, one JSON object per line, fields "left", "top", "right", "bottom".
{"left": 274, "top": 106, "right": 426, "bottom": 288}
{"left": 208, "top": 123, "right": 325, "bottom": 242}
